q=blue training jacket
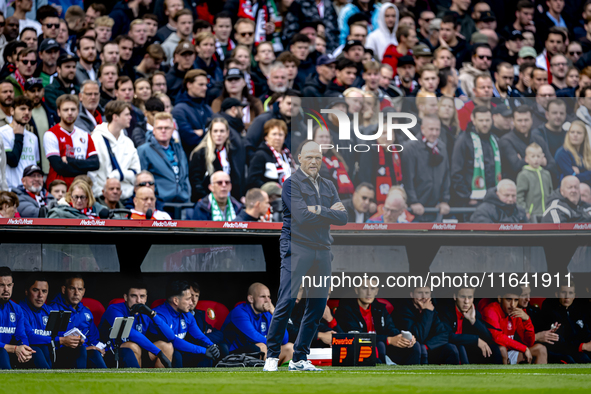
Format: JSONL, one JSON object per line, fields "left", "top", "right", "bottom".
{"left": 99, "top": 302, "right": 177, "bottom": 356}
{"left": 0, "top": 300, "right": 29, "bottom": 348}
{"left": 19, "top": 300, "right": 54, "bottom": 346}
{"left": 149, "top": 302, "right": 213, "bottom": 354}
{"left": 222, "top": 303, "right": 288, "bottom": 352}
{"left": 49, "top": 293, "right": 100, "bottom": 347}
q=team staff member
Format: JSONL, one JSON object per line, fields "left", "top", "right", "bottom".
{"left": 149, "top": 281, "right": 220, "bottom": 368}
{"left": 264, "top": 141, "right": 348, "bottom": 372}
{"left": 19, "top": 274, "right": 54, "bottom": 369}
{"left": 99, "top": 283, "right": 175, "bottom": 368}
{"left": 50, "top": 274, "right": 107, "bottom": 369}
{"left": 0, "top": 267, "right": 35, "bottom": 370}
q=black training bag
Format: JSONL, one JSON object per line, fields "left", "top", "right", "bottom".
{"left": 215, "top": 352, "right": 265, "bottom": 368}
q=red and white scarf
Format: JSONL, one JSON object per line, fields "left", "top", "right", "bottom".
{"left": 375, "top": 149, "right": 402, "bottom": 204}
{"left": 267, "top": 142, "right": 292, "bottom": 184}
{"left": 322, "top": 155, "right": 354, "bottom": 194}
{"left": 237, "top": 0, "right": 268, "bottom": 46}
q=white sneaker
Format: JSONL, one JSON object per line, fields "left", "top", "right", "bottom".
{"left": 288, "top": 360, "right": 323, "bottom": 371}
{"left": 263, "top": 357, "right": 279, "bottom": 371}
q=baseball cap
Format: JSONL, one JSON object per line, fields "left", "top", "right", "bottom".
{"left": 518, "top": 46, "right": 537, "bottom": 59}
{"left": 23, "top": 164, "right": 44, "bottom": 177}
{"left": 397, "top": 55, "right": 415, "bottom": 67}
{"left": 328, "top": 97, "right": 347, "bottom": 108}
{"left": 471, "top": 32, "right": 489, "bottom": 44}
{"left": 261, "top": 182, "right": 282, "bottom": 197}
{"left": 57, "top": 54, "right": 79, "bottom": 67}
{"left": 478, "top": 11, "right": 496, "bottom": 22}
{"left": 412, "top": 44, "right": 432, "bottom": 57}
{"left": 344, "top": 40, "right": 364, "bottom": 52}
{"left": 505, "top": 29, "right": 524, "bottom": 41}
{"left": 429, "top": 18, "right": 442, "bottom": 31}
{"left": 316, "top": 54, "right": 337, "bottom": 67}
{"left": 492, "top": 105, "right": 512, "bottom": 117}
{"left": 39, "top": 38, "right": 60, "bottom": 52}
{"left": 24, "top": 77, "right": 43, "bottom": 91}
{"left": 174, "top": 41, "right": 196, "bottom": 56}
{"left": 225, "top": 68, "right": 244, "bottom": 81}
{"left": 221, "top": 97, "right": 246, "bottom": 112}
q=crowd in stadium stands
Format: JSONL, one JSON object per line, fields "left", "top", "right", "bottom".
{"left": 2, "top": 0, "right": 591, "bottom": 223}
{"left": 1, "top": 266, "right": 591, "bottom": 369}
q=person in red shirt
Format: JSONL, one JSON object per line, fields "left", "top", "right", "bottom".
{"left": 43, "top": 95, "right": 100, "bottom": 189}
{"left": 382, "top": 25, "right": 418, "bottom": 74}
{"left": 483, "top": 292, "right": 547, "bottom": 364}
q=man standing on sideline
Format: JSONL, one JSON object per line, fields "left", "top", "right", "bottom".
{"left": 264, "top": 141, "right": 348, "bottom": 372}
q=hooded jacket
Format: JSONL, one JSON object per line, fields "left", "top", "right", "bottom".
{"left": 516, "top": 165, "right": 554, "bottom": 217}
{"left": 470, "top": 187, "right": 528, "bottom": 223}
{"left": 365, "top": 3, "right": 399, "bottom": 61}
{"left": 74, "top": 102, "right": 101, "bottom": 134}
{"left": 89, "top": 122, "right": 141, "bottom": 200}
{"left": 13, "top": 185, "right": 55, "bottom": 218}
{"left": 49, "top": 293, "right": 100, "bottom": 347}
{"left": 338, "top": 1, "right": 382, "bottom": 46}
{"left": 171, "top": 91, "right": 214, "bottom": 157}
{"left": 44, "top": 77, "right": 80, "bottom": 112}
{"left": 458, "top": 63, "right": 491, "bottom": 99}
{"left": 541, "top": 188, "right": 591, "bottom": 223}
{"left": 138, "top": 134, "right": 191, "bottom": 203}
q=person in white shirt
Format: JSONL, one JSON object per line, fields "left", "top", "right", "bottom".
{"left": 89, "top": 100, "right": 140, "bottom": 200}
{"left": 12, "top": 0, "right": 42, "bottom": 35}
{"left": 0, "top": 95, "right": 38, "bottom": 190}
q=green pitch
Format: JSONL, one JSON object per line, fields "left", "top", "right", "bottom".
{"left": 2, "top": 365, "right": 590, "bottom": 394}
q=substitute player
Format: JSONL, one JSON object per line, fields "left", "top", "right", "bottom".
{"left": 264, "top": 140, "right": 347, "bottom": 372}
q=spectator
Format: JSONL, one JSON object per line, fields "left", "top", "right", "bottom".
{"left": 535, "top": 28, "right": 566, "bottom": 83}
{"left": 542, "top": 176, "right": 591, "bottom": 223}
{"left": 452, "top": 106, "right": 501, "bottom": 207}
{"left": 493, "top": 63, "right": 519, "bottom": 100}
{"left": 150, "top": 280, "right": 220, "bottom": 367}
{"left": 231, "top": 18, "right": 256, "bottom": 53}
{"left": 581, "top": 182, "right": 591, "bottom": 204}
{"left": 494, "top": 30, "right": 524, "bottom": 68}
{"left": 162, "top": 10, "right": 194, "bottom": 64}
{"left": 516, "top": 143, "right": 555, "bottom": 222}
{"left": 23, "top": 78, "right": 56, "bottom": 174}
{"left": 483, "top": 292, "right": 547, "bottom": 364}
{"left": 44, "top": 54, "right": 80, "bottom": 111}
{"left": 98, "top": 282, "right": 174, "bottom": 368}
{"left": 338, "top": 0, "right": 381, "bottom": 47}
{"left": 0, "top": 266, "right": 34, "bottom": 370}
{"left": 459, "top": 44, "right": 493, "bottom": 99}
{"left": 512, "top": 0, "right": 536, "bottom": 34}
{"left": 549, "top": 54, "right": 568, "bottom": 91}
{"left": 301, "top": 55, "right": 336, "bottom": 98}
{"left": 13, "top": 164, "right": 54, "bottom": 218}
{"left": 250, "top": 42, "right": 276, "bottom": 97}
{"left": 166, "top": 41, "right": 196, "bottom": 102}
{"left": 48, "top": 179, "right": 106, "bottom": 218}
{"left": 151, "top": 71, "right": 168, "bottom": 96}
{"left": 212, "top": 11, "right": 234, "bottom": 62}
{"left": 401, "top": 114, "right": 451, "bottom": 222}
{"left": 439, "top": 15, "right": 467, "bottom": 65}
{"left": 89, "top": 100, "right": 141, "bottom": 200}
{"left": 533, "top": 99, "right": 567, "bottom": 158}
{"left": 311, "top": 126, "right": 354, "bottom": 197}
{"left": 336, "top": 281, "right": 421, "bottom": 365}
{"left": 0, "top": 96, "right": 38, "bottom": 190}
{"left": 73, "top": 80, "right": 102, "bottom": 134}
{"left": 191, "top": 170, "right": 242, "bottom": 221}
{"left": 246, "top": 119, "right": 294, "bottom": 190}
{"left": 37, "top": 38, "right": 60, "bottom": 88}
{"left": 138, "top": 112, "right": 190, "bottom": 204}
{"left": 416, "top": 63, "right": 439, "bottom": 96}
{"left": 555, "top": 120, "right": 591, "bottom": 185}
{"left": 325, "top": 57, "right": 357, "bottom": 97}
{"left": 48, "top": 179, "right": 67, "bottom": 201}
{"left": 130, "top": 186, "right": 172, "bottom": 220}
{"left": 223, "top": 282, "right": 293, "bottom": 362}
{"left": 0, "top": 190, "right": 18, "bottom": 218}
{"left": 98, "top": 63, "right": 119, "bottom": 109}
{"left": 0, "top": 80, "right": 14, "bottom": 128}
{"left": 189, "top": 117, "right": 244, "bottom": 202}
{"left": 412, "top": 44, "right": 434, "bottom": 75}
{"left": 135, "top": 44, "right": 164, "bottom": 80}
{"left": 395, "top": 287, "right": 460, "bottom": 365}
{"left": 365, "top": 3, "right": 399, "bottom": 62}
{"left": 366, "top": 192, "right": 407, "bottom": 224}
{"left": 49, "top": 274, "right": 107, "bottom": 368}
{"left": 470, "top": 179, "right": 528, "bottom": 223}
{"left": 211, "top": 68, "right": 263, "bottom": 131}
{"left": 171, "top": 69, "right": 213, "bottom": 157}
{"left": 154, "top": 0, "right": 184, "bottom": 43}
{"left": 439, "top": 287, "right": 503, "bottom": 364}
{"left": 342, "top": 182, "right": 374, "bottom": 223}
{"left": 234, "top": 188, "right": 270, "bottom": 222}
{"left": 7, "top": 47, "right": 37, "bottom": 97}
{"left": 94, "top": 16, "right": 114, "bottom": 53}
{"left": 75, "top": 37, "right": 98, "bottom": 86}
{"left": 97, "top": 178, "right": 125, "bottom": 211}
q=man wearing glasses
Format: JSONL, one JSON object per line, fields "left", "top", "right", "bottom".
{"left": 233, "top": 19, "right": 256, "bottom": 52}
{"left": 191, "top": 171, "right": 243, "bottom": 221}
{"left": 342, "top": 182, "right": 375, "bottom": 223}
{"left": 459, "top": 44, "right": 492, "bottom": 99}
{"left": 37, "top": 5, "right": 60, "bottom": 42}
{"left": 131, "top": 186, "right": 172, "bottom": 220}
{"left": 74, "top": 81, "right": 103, "bottom": 134}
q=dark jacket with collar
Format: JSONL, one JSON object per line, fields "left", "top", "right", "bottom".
{"left": 44, "top": 77, "right": 80, "bottom": 111}
{"left": 541, "top": 298, "right": 591, "bottom": 355}
{"left": 165, "top": 64, "right": 189, "bottom": 104}
{"left": 302, "top": 73, "right": 329, "bottom": 98}
{"left": 191, "top": 195, "right": 243, "bottom": 221}
{"left": 394, "top": 298, "right": 450, "bottom": 350}
{"left": 246, "top": 142, "right": 292, "bottom": 190}
{"left": 171, "top": 90, "right": 214, "bottom": 156}
{"left": 280, "top": 168, "right": 348, "bottom": 250}
{"left": 194, "top": 56, "right": 224, "bottom": 88}
{"left": 335, "top": 298, "right": 399, "bottom": 344}
{"left": 499, "top": 129, "right": 557, "bottom": 182}
{"left": 13, "top": 186, "right": 55, "bottom": 218}
{"left": 541, "top": 188, "right": 591, "bottom": 223}
{"left": 470, "top": 187, "right": 528, "bottom": 223}
{"left": 342, "top": 198, "right": 370, "bottom": 223}
{"left": 438, "top": 301, "right": 495, "bottom": 347}
{"left": 234, "top": 210, "right": 259, "bottom": 222}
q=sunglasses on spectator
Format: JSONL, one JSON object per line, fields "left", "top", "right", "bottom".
{"left": 138, "top": 181, "right": 155, "bottom": 187}
{"left": 569, "top": 51, "right": 582, "bottom": 56}
{"left": 72, "top": 195, "right": 88, "bottom": 201}
{"left": 477, "top": 55, "right": 492, "bottom": 60}
{"left": 44, "top": 23, "right": 59, "bottom": 29}
{"left": 214, "top": 180, "right": 231, "bottom": 186}
{"left": 239, "top": 32, "right": 254, "bottom": 37}
{"left": 20, "top": 60, "right": 35, "bottom": 65}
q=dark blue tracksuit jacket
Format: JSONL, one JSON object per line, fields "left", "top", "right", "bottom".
{"left": 49, "top": 294, "right": 100, "bottom": 347}
{"left": 0, "top": 300, "right": 29, "bottom": 348}
{"left": 19, "top": 300, "right": 54, "bottom": 346}
{"left": 149, "top": 302, "right": 213, "bottom": 354}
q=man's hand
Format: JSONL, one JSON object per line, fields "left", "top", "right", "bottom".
{"left": 205, "top": 344, "right": 221, "bottom": 359}
{"left": 582, "top": 342, "right": 591, "bottom": 352}
{"left": 263, "top": 301, "right": 275, "bottom": 314}
{"left": 317, "top": 331, "right": 335, "bottom": 346}
{"left": 60, "top": 335, "right": 82, "bottom": 348}
{"left": 438, "top": 202, "right": 450, "bottom": 215}
{"left": 61, "top": 156, "right": 68, "bottom": 163}
{"left": 524, "top": 347, "right": 533, "bottom": 363}
{"left": 322, "top": 305, "right": 334, "bottom": 323}
{"left": 330, "top": 202, "right": 346, "bottom": 211}
{"left": 265, "top": 21, "right": 275, "bottom": 35}
{"left": 410, "top": 203, "right": 425, "bottom": 216}
{"left": 535, "top": 330, "right": 559, "bottom": 344}
{"left": 194, "top": 129, "right": 204, "bottom": 137}
{"left": 87, "top": 346, "right": 105, "bottom": 356}
{"left": 523, "top": 22, "right": 536, "bottom": 33}
{"left": 15, "top": 345, "right": 35, "bottom": 363}
{"left": 573, "top": 166, "right": 580, "bottom": 175}
{"left": 540, "top": 156, "right": 547, "bottom": 167}
{"left": 206, "top": 328, "right": 213, "bottom": 333}
{"left": 463, "top": 305, "right": 476, "bottom": 325}
{"left": 388, "top": 334, "right": 412, "bottom": 348}
{"left": 131, "top": 303, "right": 156, "bottom": 318}
{"left": 477, "top": 338, "right": 492, "bottom": 358}
{"left": 419, "top": 298, "right": 434, "bottom": 311}
{"left": 12, "top": 123, "right": 25, "bottom": 135}
{"left": 509, "top": 308, "right": 529, "bottom": 321}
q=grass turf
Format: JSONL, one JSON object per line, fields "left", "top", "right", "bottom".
{"left": 2, "top": 364, "right": 591, "bottom": 394}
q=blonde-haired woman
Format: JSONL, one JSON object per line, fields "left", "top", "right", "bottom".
{"left": 555, "top": 120, "right": 591, "bottom": 184}
{"left": 189, "top": 117, "right": 245, "bottom": 202}
{"left": 48, "top": 180, "right": 106, "bottom": 218}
